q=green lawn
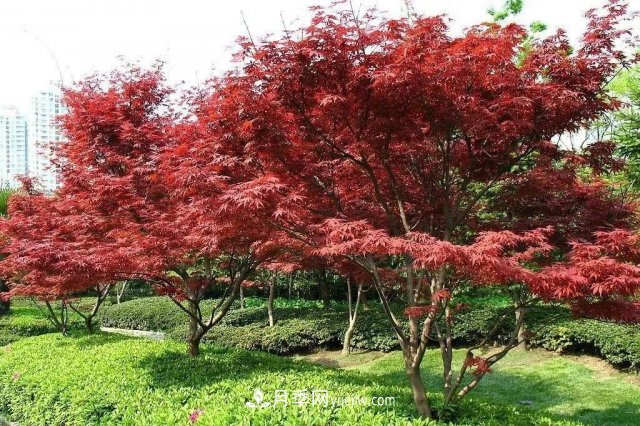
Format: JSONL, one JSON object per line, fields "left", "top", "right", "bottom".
{"left": 0, "top": 332, "right": 638, "bottom": 425}
{"left": 347, "top": 349, "right": 640, "bottom": 425}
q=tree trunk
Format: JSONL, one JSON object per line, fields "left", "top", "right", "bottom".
{"left": 239, "top": 286, "right": 245, "bottom": 309}
{"left": 288, "top": 273, "right": 293, "bottom": 300}
{"left": 188, "top": 329, "right": 204, "bottom": 357}
{"left": 68, "top": 284, "right": 111, "bottom": 334}
{"left": 367, "top": 257, "right": 434, "bottom": 420}
{"left": 342, "top": 326, "right": 356, "bottom": 355}
{"left": 406, "top": 361, "right": 432, "bottom": 419}
{"left": 85, "top": 316, "right": 95, "bottom": 334}
{"left": 187, "top": 298, "right": 203, "bottom": 357}
{"left": 174, "top": 269, "right": 250, "bottom": 358}
{"left": 342, "top": 279, "right": 362, "bottom": 355}
{"left": 361, "top": 288, "right": 368, "bottom": 311}
{"left": 44, "top": 300, "right": 68, "bottom": 335}
{"left": 318, "top": 270, "right": 330, "bottom": 308}
{"left": 268, "top": 275, "right": 276, "bottom": 327}
{"left": 0, "top": 281, "right": 10, "bottom": 316}
{"left": 515, "top": 306, "right": 527, "bottom": 350}
{"left": 116, "top": 281, "right": 128, "bottom": 304}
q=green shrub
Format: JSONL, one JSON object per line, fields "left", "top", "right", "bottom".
{"left": 101, "top": 297, "right": 506, "bottom": 354}
{"left": 99, "top": 297, "right": 640, "bottom": 369}
{"left": 242, "top": 297, "right": 348, "bottom": 310}
{"left": 97, "top": 297, "right": 187, "bottom": 331}
{"left": 0, "top": 300, "right": 85, "bottom": 345}
{"left": 166, "top": 307, "right": 349, "bottom": 354}
{"left": 527, "top": 306, "right": 640, "bottom": 369}
{"left": 102, "top": 298, "right": 397, "bottom": 354}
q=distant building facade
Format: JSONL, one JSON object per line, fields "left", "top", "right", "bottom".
{"left": 27, "top": 84, "right": 66, "bottom": 191}
{"left": 0, "top": 106, "right": 28, "bottom": 187}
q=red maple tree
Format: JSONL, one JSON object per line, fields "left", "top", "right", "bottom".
{"left": 0, "top": 66, "right": 286, "bottom": 356}
{"left": 0, "top": 190, "right": 114, "bottom": 333}
{"left": 205, "top": 0, "right": 638, "bottom": 417}
{"left": 0, "top": 0, "right": 638, "bottom": 420}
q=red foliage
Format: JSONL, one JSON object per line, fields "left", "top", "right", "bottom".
{"left": 572, "top": 300, "right": 640, "bottom": 323}
{"left": 206, "top": 0, "right": 638, "bottom": 326}
{"left": 431, "top": 289, "right": 451, "bottom": 304}
{"left": 0, "top": 65, "right": 285, "bottom": 305}
{"left": 464, "top": 356, "right": 493, "bottom": 377}
{"left": 405, "top": 305, "right": 436, "bottom": 319}
{"left": 536, "top": 230, "right": 640, "bottom": 320}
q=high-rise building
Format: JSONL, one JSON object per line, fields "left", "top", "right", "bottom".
{"left": 27, "top": 84, "right": 66, "bottom": 191}
{"left": 0, "top": 106, "right": 28, "bottom": 187}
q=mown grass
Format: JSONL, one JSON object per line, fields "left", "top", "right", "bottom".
{"left": 352, "top": 349, "right": 640, "bottom": 426}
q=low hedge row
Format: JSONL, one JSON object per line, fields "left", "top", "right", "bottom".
{"left": 0, "top": 301, "right": 85, "bottom": 346}
{"left": 528, "top": 307, "right": 640, "bottom": 369}
{"left": 97, "top": 297, "right": 197, "bottom": 332}
{"left": 98, "top": 296, "right": 527, "bottom": 353}
{"left": 101, "top": 302, "right": 395, "bottom": 354}
{"left": 98, "top": 297, "right": 640, "bottom": 368}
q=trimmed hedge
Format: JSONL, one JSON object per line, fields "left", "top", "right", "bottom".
{"left": 0, "top": 301, "right": 85, "bottom": 346}
{"left": 98, "top": 297, "right": 640, "bottom": 368}
{"left": 100, "top": 298, "right": 401, "bottom": 354}
{"left": 527, "top": 306, "right": 640, "bottom": 369}
{"left": 98, "top": 296, "right": 524, "bottom": 354}
{"left": 97, "top": 297, "right": 192, "bottom": 331}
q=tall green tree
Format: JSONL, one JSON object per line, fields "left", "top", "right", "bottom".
{"left": 611, "top": 66, "right": 640, "bottom": 186}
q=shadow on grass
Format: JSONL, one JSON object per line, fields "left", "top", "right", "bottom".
{"left": 38, "top": 327, "right": 639, "bottom": 425}
{"left": 38, "top": 330, "right": 133, "bottom": 350}
{"left": 135, "top": 344, "right": 346, "bottom": 387}
{"left": 570, "top": 401, "right": 640, "bottom": 426}
{"left": 134, "top": 342, "right": 610, "bottom": 424}
{"left": 366, "top": 353, "right": 640, "bottom": 426}
{"left": 134, "top": 343, "right": 421, "bottom": 420}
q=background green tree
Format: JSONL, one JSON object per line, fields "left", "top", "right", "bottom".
{"left": 611, "top": 66, "right": 640, "bottom": 187}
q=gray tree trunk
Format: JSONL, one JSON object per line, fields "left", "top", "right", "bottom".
{"left": 268, "top": 275, "right": 276, "bottom": 327}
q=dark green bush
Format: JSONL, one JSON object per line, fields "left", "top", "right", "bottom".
{"left": 98, "top": 297, "right": 640, "bottom": 368}
{"left": 0, "top": 282, "right": 10, "bottom": 317}
{"left": 97, "top": 297, "right": 187, "bottom": 331}
{"left": 527, "top": 306, "right": 640, "bottom": 369}
{"left": 100, "top": 297, "right": 505, "bottom": 354}
{"left": 0, "top": 300, "right": 85, "bottom": 346}
{"left": 102, "top": 297, "right": 398, "bottom": 354}
{"left": 167, "top": 307, "right": 371, "bottom": 354}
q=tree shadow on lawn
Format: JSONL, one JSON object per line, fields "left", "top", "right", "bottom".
{"left": 135, "top": 343, "right": 378, "bottom": 389}
{"left": 134, "top": 343, "right": 422, "bottom": 419}
{"left": 56, "top": 330, "right": 133, "bottom": 348}
{"left": 366, "top": 352, "right": 640, "bottom": 426}
{"left": 11, "top": 330, "right": 132, "bottom": 353}
{"left": 134, "top": 343, "right": 617, "bottom": 424}
{"left": 570, "top": 402, "right": 640, "bottom": 426}
{"left": 45, "top": 331, "right": 640, "bottom": 424}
